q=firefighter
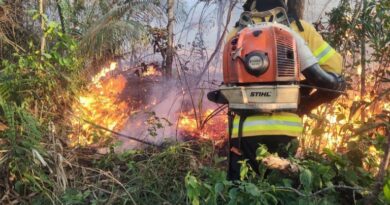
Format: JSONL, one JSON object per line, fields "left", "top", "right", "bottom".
{"left": 216, "top": 0, "right": 346, "bottom": 180}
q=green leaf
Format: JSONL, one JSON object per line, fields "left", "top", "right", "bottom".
{"left": 256, "top": 145, "right": 269, "bottom": 161}
{"left": 215, "top": 182, "right": 224, "bottom": 193}
{"left": 214, "top": 156, "right": 227, "bottom": 164}
{"left": 192, "top": 198, "right": 200, "bottom": 205}
{"left": 32, "top": 13, "right": 40, "bottom": 20}
{"left": 383, "top": 181, "right": 390, "bottom": 202}
{"left": 325, "top": 181, "right": 334, "bottom": 189}
{"left": 264, "top": 193, "right": 278, "bottom": 204}
{"left": 14, "top": 181, "right": 23, "bottom": 193}
{"left": 203, "top": 183, "right": 212, "bottom": 191}
{"left": 282, "top": 178, "right": 293, "bottom": 187}
{"left": 244, "top": 183, "right": 261, "bottom": 197}
{"left": 300, "top": 169, "right": 313, "bottom": 192}
{"left": 63, "top": 58, "right": 71, "bottom": 67}
{"left": 343, "top": 170, "right": 358, "bottom": 185}
{"left": 48, "top": 21, "right": 58, "bottom": 29}
{"left": 229, "top": 188, "right": 238, "bottom": 200}
{"left": 239, "top": 160, "right": 249, "bottom": 181}
{"left": 43, "top": 53, "right": 52, "bottom": 59}
{"left": 185, "top": 174, "right": 201, "bottom": 202}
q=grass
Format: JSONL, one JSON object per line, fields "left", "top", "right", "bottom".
{"left": 57, "top": 141, "right": 218, "bottom": 205}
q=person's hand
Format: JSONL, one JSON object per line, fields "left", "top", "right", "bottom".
{"left": 207, "top": 90, "right": 228, "bottom": 104}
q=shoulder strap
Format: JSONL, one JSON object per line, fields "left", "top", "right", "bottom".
{"left": 243, "top": 0, "right": 254, "bottom": 11}
{"left": 237, "top": 114, "right": 248, "bottom": 151}
{"left": 288, "top": 13, "right": 305, "bottom": 32}
{"left": 234, "top": 21, "right": 240, "bottom": 28}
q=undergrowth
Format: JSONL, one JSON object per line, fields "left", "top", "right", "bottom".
{"left": 58, "top": 142, "right": 215, "bottom": 205}
{"left": 0, "top": 108, "right": 388, "bottom": 204}
{"left": 186, "top": 145, "right": 386, "bottom": 205}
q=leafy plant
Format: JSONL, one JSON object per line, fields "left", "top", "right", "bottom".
{"left": 0, "top": 20, "right": 84, "bottom": 120}
{"left": 0, "top": 12, "right": 84, "bottom": 205}
{"left": 78, "top": 0, "right": 161, "bottom": 60}
{"left": 0, "top": 100, "right": 55, "bottom": 204}
{"left": 185, "top": 145, "right": 377, "bottom": 205}
{"left": 146, "top": 111, "right": 172, "bottom": 137}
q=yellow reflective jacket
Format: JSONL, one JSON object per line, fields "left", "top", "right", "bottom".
{"left": 228, "top": 17, "right": 343, "bottom": 138}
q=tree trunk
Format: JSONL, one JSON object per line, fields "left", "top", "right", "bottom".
{"left": 379, "top": 131, "right": 390, "bottom": 181}
{"left": 39, "top": 0, "right": 46, "bottom": 56}
{"left": 195, "top": 0, "right": 238, "bottom": 85}
{"left": 166, "top": 0, "right": 174, "bottom": 77}
{"left": 56, "top": 0, "right": 66, "bottom": 34}
{"left": 213, "top": 0, "right": 227, "bottom": 67}
{"left": 360, "top": 0, "right": 367, "bottom": 122}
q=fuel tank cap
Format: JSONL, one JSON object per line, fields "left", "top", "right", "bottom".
{"left": 244, "top": 51, "right": 269, "bottom": 77}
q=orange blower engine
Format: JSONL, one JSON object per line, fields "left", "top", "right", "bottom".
{"left": 213, "top": 19, "right": 301, "bottom": 112}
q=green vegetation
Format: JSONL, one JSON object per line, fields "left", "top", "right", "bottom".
{"left": 186, "top": 145, "right": 382, "bottom": 205}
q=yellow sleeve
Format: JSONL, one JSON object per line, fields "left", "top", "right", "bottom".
{"left": 291, "top": 20, "right": 343, "bottom": 74}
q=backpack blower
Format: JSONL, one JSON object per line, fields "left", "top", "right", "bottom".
{"left": 208, "top": 7, "right": 300, "bottom": 113}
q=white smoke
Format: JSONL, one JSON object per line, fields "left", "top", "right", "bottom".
{"left": 115, "top": 78, "right": 185, "bottom": 150}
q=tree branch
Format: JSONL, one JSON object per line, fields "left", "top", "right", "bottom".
{"left": 195, "top": 0, "right": 238, "bottom": 85}
{"left": 273, "top": 185, "right": 365, "bottom": 198}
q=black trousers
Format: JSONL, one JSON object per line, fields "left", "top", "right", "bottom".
{"left": 227, "top": 135, "right": 297, "bottom": 181}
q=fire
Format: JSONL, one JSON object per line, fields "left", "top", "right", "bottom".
{"left": 302, "top": 75, "right": 389, "bottom": 154}
{"left": 143, "top": 66, "right": 162, "bottom": 77}
{"left": 67, "top": 59, "right": 387, "bottom": 154}
{"left": 69, "top": 62, "right": 130, "bottom": 146}
{"left": 178, "top": 115, "right": 198, "bottom": 133}
{"left": 178, "top": 109, "right": 228, "bottom": 146}
{"left": 92, "top": 62, "right": 117, "bottom": 85}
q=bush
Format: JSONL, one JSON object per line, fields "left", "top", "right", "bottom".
{"left": 185, "top": 146, "right": 382, "bottom": 205}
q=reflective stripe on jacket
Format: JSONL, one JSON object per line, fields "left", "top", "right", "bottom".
{"left": 231, "top": 113, "right": 303, "bottom": 138}
{"left": 290, "top": 20, "right": 342, "bottom": 74}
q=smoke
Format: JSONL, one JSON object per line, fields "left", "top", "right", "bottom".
{"left": 114, "top": 65, "right": 225, "bottom": 152}
{"left": 115, "top": 78, "right": 185, "bottom": 150}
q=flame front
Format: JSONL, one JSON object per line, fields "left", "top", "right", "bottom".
{"left": 69, "top": 62, "right": 129, "bottom": 146}
{"left": 68, "top": 60, "right": 388, "bottom": 157}
{"left": 178, "top": 109, "right": 228, "bottom": 146}
{"left": 143, "top": 66, "right": 162, "bottom": 77}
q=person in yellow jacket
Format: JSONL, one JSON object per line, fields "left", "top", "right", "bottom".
{"left": 216, "top": 0, "right": 346, "bottom": 180}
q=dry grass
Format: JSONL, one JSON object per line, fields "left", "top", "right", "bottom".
{"left": 0, "top": 4, "right": 24, "bottom": 52}
{"left": 48, "top": 141, "right": 216, "bottom": 204}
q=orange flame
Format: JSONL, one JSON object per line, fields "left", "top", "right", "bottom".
{"left": 143, "top": 66, "right": 162, "bottom": 77}
{"left": 303, "top": 81, "right": 389, "bottom": 154}
{"left": 69, "top": 62, "right": 129, "bottom": 146}
{"left": 178, "top": 109, "right": 228, "bottom": 146}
